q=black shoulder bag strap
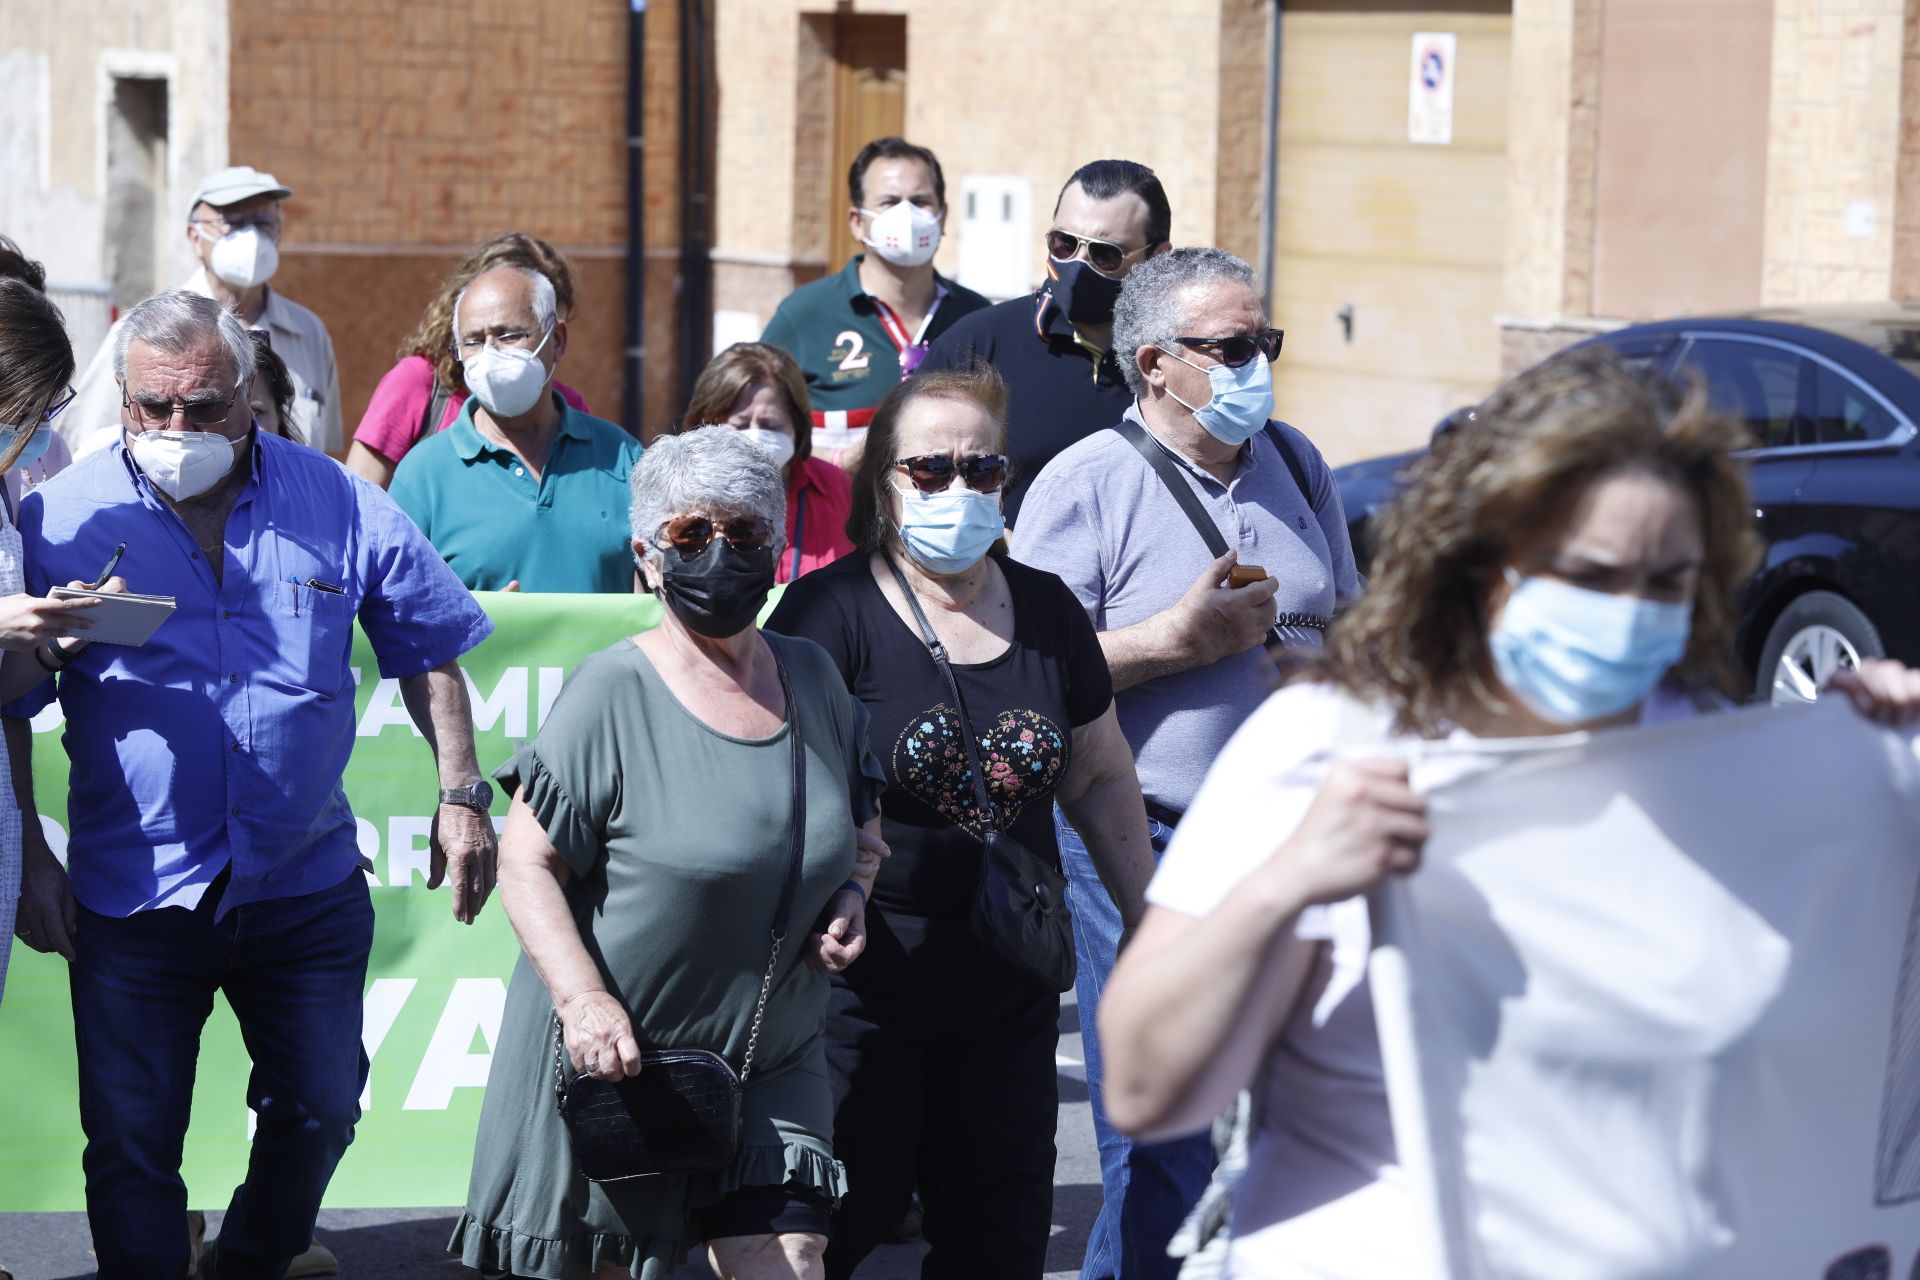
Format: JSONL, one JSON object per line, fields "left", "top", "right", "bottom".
{"left": 421, "top": 380, "right": 453, "bottom": 438}
{"left": 740, "top": 640, "right": 808, "bottom": 1083}
{"left": 1109, "top": 418, "right": 1327, "bottom": 639}
{"left": 881, "top": 554, "right": 1002, "bottom": 832}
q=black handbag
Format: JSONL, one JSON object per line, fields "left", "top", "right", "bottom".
{"left": 884, "top": 554, "right": 1076, "bottom": 993}
{"left": 551, "top": 644, "right": 807, "bottom": 1183}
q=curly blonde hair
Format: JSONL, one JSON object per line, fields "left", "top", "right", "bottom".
{"left": 1320, "top": 346, "right": 1762, "bottom": 735}
{"left": 399, "top": 232, "right": 576, "bottom": 396}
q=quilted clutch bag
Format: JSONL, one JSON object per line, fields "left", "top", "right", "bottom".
{"left": 553, "top": 1034, "right": 743, "bottom": 1182}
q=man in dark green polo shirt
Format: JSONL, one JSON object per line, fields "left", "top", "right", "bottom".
{"left": 922, "top": 159, "right": 1172, "bottom": 521}
{"left": 761, "top": 136, "right": 990, "bottom": 467}
{"left": 391, "top": 265, "right": 643, "bottom": 592}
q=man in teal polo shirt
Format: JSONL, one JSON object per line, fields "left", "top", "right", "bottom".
{"left": 761, "top": 136, "right": 991, "bottom": 467}
{"left": 391, "top": 265, "right": 642, "bottom": 592}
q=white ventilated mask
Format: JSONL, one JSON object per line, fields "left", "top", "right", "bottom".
{"left": 201, "top": 226, "right": 280, "bottom": 289}
{"left": 130, "top": 429, "right": 242, "bottom": 501}
{"left": 862, "top": 202, "right": 942, "bottom": 268}
{"left": 464, "top": 326, "right": 556, "bottom": 418}
{"left": 738, "top": 425, "right": 796, "bottom": 469}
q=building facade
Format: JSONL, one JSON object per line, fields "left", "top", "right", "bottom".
{"left": 5, "top": 1, "right": 1920, "bottom": 463}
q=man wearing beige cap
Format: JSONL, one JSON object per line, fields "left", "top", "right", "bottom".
{"left": 63, "top": 165, "right": 343, "bottom": 456}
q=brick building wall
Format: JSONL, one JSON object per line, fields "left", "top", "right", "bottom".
{"left": 227, "top": 0, "right": 686, "bottom": 443}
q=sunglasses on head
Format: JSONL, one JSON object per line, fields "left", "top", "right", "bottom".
{"left": 657, "top": 513, "right": 774, "bottom": 559}
{"left": 1045, "top": 229, "right": 1135, "bottom": 276}
{"left": 893, "top": 452, "right": 1009, "bottom": 495}
{"left": 1168, "top": 329, "right": 1285, "bottom": 369}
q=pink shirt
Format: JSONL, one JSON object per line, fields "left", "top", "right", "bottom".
{"left": 352, "top": 354, "right": 590, "bottom": 465}
{"left": 781, "top": 456, "right": 854, "bottom": 584}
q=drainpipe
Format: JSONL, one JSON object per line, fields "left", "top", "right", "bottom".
{"left": 677, "top": 0, "right": 713, "bottom": 413}
{"left": 1258, "top": 0, "right": 1284, "bottom": 314}
{"left": 624, "top": 0, "right": 646, "bottom": 438}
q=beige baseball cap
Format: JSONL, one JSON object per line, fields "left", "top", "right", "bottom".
{"left": 188, "top": 165, "right": 293, "bottom": 212}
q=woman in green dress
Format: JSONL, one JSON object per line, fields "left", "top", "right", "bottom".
{"left": 452, "top": 427, "right": 888, "bottom": 1279}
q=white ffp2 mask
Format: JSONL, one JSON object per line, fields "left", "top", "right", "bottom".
{"left": 203, "top": 226, "right": 280, "bottom": 289}
{"left": 463, "top": 326, "right": 556, "bottom": 419}
{"left": 129, "top": 429, "right": 241, "bottom": 501}
{"left": 862, "top": 202, "right": 942, "bottom": 268}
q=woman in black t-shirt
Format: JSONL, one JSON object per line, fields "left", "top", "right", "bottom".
{"left": 768, "top": 363, "right": 1157, "bottom": 1279}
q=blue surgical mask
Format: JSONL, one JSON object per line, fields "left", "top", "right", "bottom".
{"left": 1161, "top": 346, "right": 1274, "bottom": 446}
{"left": 1490, "top": 571, "right": 1692, "bottom": 726}
{"left": 0, "top": 423, "right": 52, "bottom": 470}
{"left": 893, "top": 481, "right": 1005, "bottom": 574}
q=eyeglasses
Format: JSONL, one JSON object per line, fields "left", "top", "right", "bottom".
{"left": 37, "top": 386, "right": 75, "bottom": 426}
{"left": 120, "top": 380, "right": 245, "bottom": 429}
{"left": 657, "top": 513, "right": 775, "bottom": 559}
{"left": 190, "top": 215, "right": 281, "bottom": 237}
{"left": 893, "top": 452, "right": 1009, "bottom": 495}
{"left": 1045, "top": 229, "right": 1143, "bottom": 276}
{"left": 452, "top": 324, "right": 552, "bottom": 359}
{"left": 1167, "top": 330, "right": 1286, "bottom": 369}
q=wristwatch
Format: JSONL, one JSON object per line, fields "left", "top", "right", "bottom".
{"left": 439, "top": 779, "right": 495, "bottom": 812}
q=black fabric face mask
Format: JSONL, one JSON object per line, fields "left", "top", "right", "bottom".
{"left": 1047, "top": 256, "right": 1126, "bottom": 326}
{"left": 658, "top": 537, "right": 777, "bottom": 638}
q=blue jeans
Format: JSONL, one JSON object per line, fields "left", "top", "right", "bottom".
{"left": 1057, "top": 808, "right": 1217, "bottom": 1280}
{"left": 69, "top": 868, "right": 374, "bottom": 1280}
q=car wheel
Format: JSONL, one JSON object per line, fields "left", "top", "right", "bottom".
{"left": 1755, "top": 590, "right": 1886, "bottom": 706}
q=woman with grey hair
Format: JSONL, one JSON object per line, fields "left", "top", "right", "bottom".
{"left": 454, "top": 426, "right": 889, "bottom": 1280}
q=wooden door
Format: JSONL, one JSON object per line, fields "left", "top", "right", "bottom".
{"left": 1270, "top": 1, "right": 1512, "bottom": 464}
{"left": 828, "top": 14, "right": 907, "bottom": 270}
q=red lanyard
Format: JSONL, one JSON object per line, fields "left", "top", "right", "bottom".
{"left": 869, "top": 292, "right": 945, "bottom": 380}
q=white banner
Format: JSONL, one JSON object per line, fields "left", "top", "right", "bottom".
{"left": 1372, "top": 700, "right": 1920, "bottom": 1279}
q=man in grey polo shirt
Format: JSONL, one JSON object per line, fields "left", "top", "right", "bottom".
{"left": 1012, "top": 246, "right": 1360, "bottom": 1280}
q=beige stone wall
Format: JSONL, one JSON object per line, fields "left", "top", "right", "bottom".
{"left": 707, "top": 0, "right": 1225, "bottom": 327}
{"left": 1762, "top": 0, "right": 1907, "bottom": 303}
{"left": 0, "top": 1, "right": 229, "bottom": 307}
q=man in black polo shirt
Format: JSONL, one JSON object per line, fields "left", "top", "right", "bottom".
{"left": 921, "top": 159, "right": 1171, "bottom": 521}
{"left": 762, "top": 136, "right": 990, "bottom": 468}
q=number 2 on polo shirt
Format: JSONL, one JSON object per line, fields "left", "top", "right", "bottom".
{"left": 831, "top": 330, "right": 871, "bottom": 379}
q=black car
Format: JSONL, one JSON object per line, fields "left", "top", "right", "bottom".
{"left": 1333, "top": 306, "right": 1920, "bottom": 704}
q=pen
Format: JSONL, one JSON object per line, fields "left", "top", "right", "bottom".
{"left": 92, "top": 543, "right": 126, "bottom": 589}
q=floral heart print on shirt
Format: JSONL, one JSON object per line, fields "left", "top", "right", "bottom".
{"left": 891, "top": 704, "right": 1069, "bottom": 839}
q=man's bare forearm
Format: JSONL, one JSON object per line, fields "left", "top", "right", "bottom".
{"left": 1099, "top": 613, "right": 1206, "bottom": 693}
{"left": 399, "top": 662, "right": 483, "bottom": 785}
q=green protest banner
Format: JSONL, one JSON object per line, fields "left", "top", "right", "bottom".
{"left": 0, "top": 588, "right": 780, "bottom": 1210}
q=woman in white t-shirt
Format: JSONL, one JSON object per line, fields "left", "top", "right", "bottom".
{"left": 1095, "top": 347, "right": 1920, "bottom": 1279}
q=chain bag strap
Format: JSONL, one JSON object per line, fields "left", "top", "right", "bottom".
{"left": 883, "top": 554, "right": 1076, "bottom": 991}
{"left": 552, "top": 640, "right": 808, "bottom": 1182}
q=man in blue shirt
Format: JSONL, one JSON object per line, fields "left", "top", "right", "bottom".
{"left": 6, "top": 290, "right": 498, "bottom": 1279}
{"left": 390, "top": 265, "right": 643, "bottom": 592}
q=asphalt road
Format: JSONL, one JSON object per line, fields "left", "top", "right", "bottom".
{"left": 0, "top": 996, "right": 1102, "bottom": 1280}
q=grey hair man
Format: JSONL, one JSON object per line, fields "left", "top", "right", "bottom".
{"left": 62, "top": 165, "right": 344, "bottom": 455}
{"left": 1010, "top": 246, "right": 1361, "bottom": 1280}
{"left": 389, "top": 265, "right": 643, "bottom": 593}
{"left": 5, "top": 287, "right": 499, "bottom": 1277}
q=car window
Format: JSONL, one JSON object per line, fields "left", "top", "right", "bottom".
{"left": 1672, "top": 339, "right": 1804, "bottom": 448}
{"left": 1811, "top": 366, "right": 1903, "bottom": 445}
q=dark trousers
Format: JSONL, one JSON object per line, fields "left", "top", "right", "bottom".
{"left": 824, "top": 980, "right": 1059, "bottom": 1280}
{"left": 69, "top": 869, "right": 374, "bottom": 1280}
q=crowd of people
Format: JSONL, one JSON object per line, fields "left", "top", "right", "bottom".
{"left": 5, "top": 138, "right": 1920, "bottom": 1280}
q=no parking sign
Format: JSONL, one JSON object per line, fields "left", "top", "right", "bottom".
{"left": 1409, "top": 31, "right": 1456, "bottom": 145}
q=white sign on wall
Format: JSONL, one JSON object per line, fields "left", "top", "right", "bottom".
{"left": 957, "top": 174, "right": 1033, "bottom": 302}
{"left": 1408, "top": 32, "right": 1457, "bottom": 145}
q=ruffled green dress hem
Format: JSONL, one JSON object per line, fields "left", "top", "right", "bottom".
{"left": 451, "top": 1140, "right": 847, "bottom": 1278}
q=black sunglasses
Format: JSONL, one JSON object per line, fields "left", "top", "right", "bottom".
{"left": 1168, "top": 329, "right": 1285, "bottom": 369}
{"left": 893, "top": 452, "right": 1009, "bottom": 495}
{"left": 1045, "top": 229, "right": 1137, "bottom": 276}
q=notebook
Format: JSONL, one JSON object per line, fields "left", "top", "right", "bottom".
{"left": 49, "top": 587, "right": 178, "bottom": 646}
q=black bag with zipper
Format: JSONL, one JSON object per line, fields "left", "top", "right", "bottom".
{"left": 884, "top": 554, "right": 1076, "bottom": 993}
